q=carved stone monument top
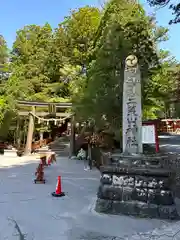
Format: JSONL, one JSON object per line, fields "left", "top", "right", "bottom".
{"left": 125, "top": 55, "right": 138, "bottom": 68}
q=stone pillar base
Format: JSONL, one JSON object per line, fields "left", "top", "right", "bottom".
{"left": 95, "top": 153, "right": 179, "bottom": 220}
{"left": 95, "top": 198, "right": 179, "bottom": 220}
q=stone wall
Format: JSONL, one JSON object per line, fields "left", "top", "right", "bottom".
{"left": 159, "top": 153, "right": 180, "bottom": 198}
{"left": 108, "top": 152, "right": 180, "bottom": 198}
{"left": 95, "top": 155, "right": 179, "bottom": 219}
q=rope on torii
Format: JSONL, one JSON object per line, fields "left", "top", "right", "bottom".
{"left": 29, "top": 112, "right": 73, "bottom": 126}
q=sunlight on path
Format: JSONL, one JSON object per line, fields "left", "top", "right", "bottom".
{"left": 0, "top": 155, "right": 40, "bottom": 168}
{"left": 0, "top": 156, "right": 178, "bottom": 239}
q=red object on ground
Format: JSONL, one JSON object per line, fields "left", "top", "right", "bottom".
{"left": 56, "top": 176, "right": 62, "bottom": 194}
{"left": 52, "top": 176, "right": 65, "bottom": 197}
{"left": 35, "top": 163, "right": 42, "bottom": 176}
{"left": 34, "top": 163, "right": 45, "bottom": 184}
{"left": 41, "top": 156, "right": 47, "bottom": 166}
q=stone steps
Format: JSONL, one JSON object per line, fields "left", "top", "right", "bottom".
{"left": 49, "top": 138, "right": 70, "bottom": 156}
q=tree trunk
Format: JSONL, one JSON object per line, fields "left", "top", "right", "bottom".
{"left": 70, "top": 115, "right": 76, "bottom": 157}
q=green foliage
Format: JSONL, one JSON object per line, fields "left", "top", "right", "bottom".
{"left": 6, "top": 7, "right": 101, "bottom": 106}
{"left": 0, "top": 36, "right": 11, "bottom": 124}
{"left": 60, "top": 6, "right": 101, "bottom": 65}
{"left": 9, "top": 24, "right": 53, "bottom": 101}
{"left": 147, "top": 0, "right": 180, "bottom": 24}
{"left": 0, "top": 35, "right": 8, "bottom": 65}
{"left": 36, "top": 122, "right": 51, "bottom": 133}
{"left": 0, "top": 2, "right": 179, "bottom": 139}
{"left": 142, "top": 50, "right": 178, "bottom": 119}
{"left": 74, "top": 0, "right": 164, "bottom": 129}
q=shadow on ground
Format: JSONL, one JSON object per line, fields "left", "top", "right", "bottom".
{"left": 0, "top": 156, "right": 174, "bottom": 239}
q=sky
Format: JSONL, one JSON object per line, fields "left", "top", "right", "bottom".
{"left": 0, "top": 0, "right": 180, "bottom": 60}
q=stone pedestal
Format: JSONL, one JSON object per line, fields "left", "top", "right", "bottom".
{"left": 95, "top": 154, "right": 179, "bottom": 219}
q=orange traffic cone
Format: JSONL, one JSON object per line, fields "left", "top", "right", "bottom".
{"left": 52, "top": 176, "right": 65, "bottom": 197}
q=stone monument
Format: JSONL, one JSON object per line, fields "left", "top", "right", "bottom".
{"left": 95, "top": 55, "right": 179, "bottom": 219}
{"left": 123, "top": 55, "right": 142, "bottom": 154}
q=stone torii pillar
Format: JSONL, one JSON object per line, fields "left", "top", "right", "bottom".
{"left": 24, "top": 106, "right": 36, "bottom": 155}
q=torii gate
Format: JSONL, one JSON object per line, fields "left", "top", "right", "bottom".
{"left": 17, "top": 100, "right": 76, "bottom": 156}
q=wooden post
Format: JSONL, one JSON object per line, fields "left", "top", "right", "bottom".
{"left": 88, "top": 143, "right": 92, "bottom": 159}
{"left": 16, "top": 117, "right": 21, "bottom": 148}
{"left": 88, "top": 143, "right": 92, "bottom": 169}
{"left": 40, "top": 132, "right": 43, "bottom": 141}
{"left": 24, "top": 106, "right": 35, "bottom": 155}
{"left": 70, "top": 115, "right": 76, "bottom": 158}
{"left": 39, "top": 131, "right": 43, "bottom": 147}
{"left": 155, "top": 123, "right": 159, "bottom": 153}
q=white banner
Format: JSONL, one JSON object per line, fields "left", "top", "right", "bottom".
{"left": 142, "top": 125, "right": 156, "bottom": 144}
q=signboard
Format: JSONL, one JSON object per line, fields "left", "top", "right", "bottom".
{"left": 142, "top": 125, "right": 155, "bottom": 144}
